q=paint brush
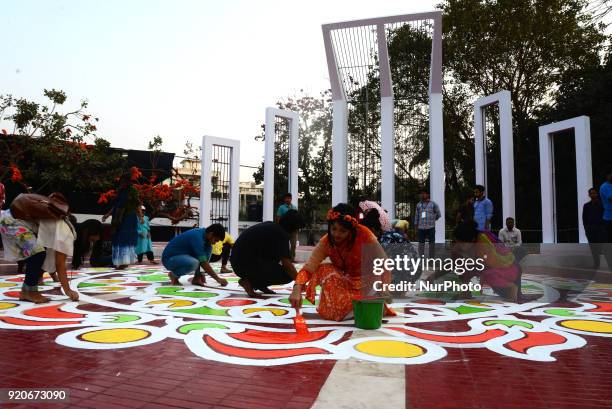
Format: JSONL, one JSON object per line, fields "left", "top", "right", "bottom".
{"left": 293, "top": 308, "right": 309, "bottom": 335}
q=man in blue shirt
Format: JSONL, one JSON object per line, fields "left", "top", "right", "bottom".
{"left": 276, "top": 193, "right": 299, "bottom": 261}
{"left": 276, "top": 193, "right": 297, "bottom": 221}
{"left": 473, "top": 185, "right": 494, "bottom": 231}
{"left": 162, "top": 223, "right": 228, "bottom": 287}
{"left": 600, "top": 168, "right": 612, "bottom": 271}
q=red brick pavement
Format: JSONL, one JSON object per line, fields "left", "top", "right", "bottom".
{"left": 3, "top": 323, "right": 611, "bottom": 409}
{"left": 405, "top": 327, "right": 612, "bottom": 409}
{"left": 0, "top": 328, "right": 335, "bottom": 409}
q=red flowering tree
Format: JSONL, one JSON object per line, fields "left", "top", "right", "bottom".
{"left": 0, "top": 89, "right": 124, "bottom": 193}
{"left": 98, "top": 166, "right": 200, "bottom": 225}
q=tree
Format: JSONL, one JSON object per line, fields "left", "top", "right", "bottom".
{"left": 347, "top": 0, "right": 608, "bottom": 235}
{"left": 441, "top": 0, "right": 608, "bottom": 237}
{"left": 253, "top": 91, "right": 333, "bottom": 226}
{"left": 0, "top": 89, "right": 124, "bottom": 195}
{"left": 98, "top": 138, "right": 202, "bottom": 226}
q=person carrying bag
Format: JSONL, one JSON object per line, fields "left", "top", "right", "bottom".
{"left": 10, "top": 193, "right": 69, "bottom": 221}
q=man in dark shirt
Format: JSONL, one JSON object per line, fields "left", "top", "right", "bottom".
{"left": 456, "top": 194, "right": 474, "bottom": 225}
{"left": 230, "top": 210, "right": 305, "bottom": 297}
{"left": 583, "top": 187, "right": 605, "bottom": 269}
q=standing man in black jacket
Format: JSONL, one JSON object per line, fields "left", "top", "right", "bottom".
{"left": 583, "top": 187, "right": 605, "bottom": 269}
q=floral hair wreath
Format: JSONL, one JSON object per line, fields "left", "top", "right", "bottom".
{"left": 326, "top": 209, "right": 360, "bottom": 228}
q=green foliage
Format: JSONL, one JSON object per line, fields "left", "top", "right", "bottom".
{"left": 148, "top": 135, "right": 163, "bottom": 151}
{"left": 442, "top": 0, "right": 606, "bottom": 120}
{"left": 439, "top": 0, "right": 608, "bottom": 237}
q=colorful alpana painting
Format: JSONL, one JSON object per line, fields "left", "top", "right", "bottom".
{"left": 0, "top": 266, "right": 610, "bottom": 366}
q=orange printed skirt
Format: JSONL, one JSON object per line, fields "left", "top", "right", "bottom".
{"left": 302, "top": 263, "right": 396, "bottom": 322}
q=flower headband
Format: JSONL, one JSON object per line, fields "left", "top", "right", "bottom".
{"left": 326, "top": 209, "right": 359, "bottom": 227}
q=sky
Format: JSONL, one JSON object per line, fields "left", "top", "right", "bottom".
{"left": 0, "top": 0, "right": 439, "bottom": 181}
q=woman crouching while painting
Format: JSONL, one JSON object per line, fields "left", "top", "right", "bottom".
{"left": 289, "top": 203, "right": 395, "bottom": 321}
{"left": 451, "top": 220, "right": 525, "bottom": 302}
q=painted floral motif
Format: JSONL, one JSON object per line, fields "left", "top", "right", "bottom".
{"left": 0, "top": 266, "right": 610, "bottom": 366}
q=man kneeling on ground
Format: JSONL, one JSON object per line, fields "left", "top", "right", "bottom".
{"left": 162, "top": 223, "right": 229, "bottom": 287}
{"left": 231, "top": 210, "right": 305, "bottom": 297}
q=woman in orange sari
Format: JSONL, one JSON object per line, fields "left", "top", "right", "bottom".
{"left": 289, "top": 203, "right": 395, "bottom": 321}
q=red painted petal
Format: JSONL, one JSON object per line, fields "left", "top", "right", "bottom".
{"left": 586, "top": 302, "right": 612, "bottom": 313}
{"left": 23, "top": 304, "right": 85, "bottom": 319}
{"left": 389, "top": 327, "right": 506, "bottom": 344}
{"left": 204, "top": 335, "right": 329, "bottom": 359}
{"left": 217, "top": 299, "right": 257, "bottom": 307}
{"left": 504, "top": 331, "right": 566, "bottom": 354}
{"left": 0, "top": 317, "right": 78, "bottom": 326}
{"left": 229, "top": 328, "right": 331, "bottom": 344}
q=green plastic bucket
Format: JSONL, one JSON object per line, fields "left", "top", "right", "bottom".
{"left": 352, "top": 298, "right": 384, "bottom": 329}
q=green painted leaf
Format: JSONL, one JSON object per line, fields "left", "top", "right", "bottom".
{"left": 175, "top": 306, "right": 229, "bottom": 316}
{"left": 139, "top": 274, "right": 170, "bottom": 282}
{"left": 178, "top": 323, "right": 228, "bottom": 334}
{"left": 543, "top": 308, "right": 579, "bottom": 317}
{"left": 155, "top": 287, "right": 216, "bottom": 298}
{"left": 448, "top": 305, "right": 492, "bottom": 315}
{"left": 107, "top": 314, "right": 141, "bottom": 323}
{"left": 484, "top": 319, "right": 534, "bottom": 329}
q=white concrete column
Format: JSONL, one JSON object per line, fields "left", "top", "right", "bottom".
{"left": 380, "top": 96, "right": 395, "bottom": 220}
{"left": 263, "top": 108, "right": 276, "bottom": 221}
{"left": 200, "top": 137, "right": 213, "bottom": 229}
{"left": 332, "top": 99, "right": 348, "bottom": 206}
{"left": 201, "top": 136, "right": 240, "bottom": 238}
{"left": 229, "top": 143, "right": 240, "bottom": 239}
{"left": 539, "top": 116, "right": 592, "bottom": 244}
{"left": 378, "top": 24, "right": 395, "bottom": 220}
{"left": 290, "top": 115, "right": 299, "bottom": 209}
{"left": 474, "top": 91, "right": 515, "bottom": 226}
{"left": 474, "top": 105, "right": 486, "bottom": 187}
{"left": 575, "top": 117, "right": 592, "bottom": 244}
{"left": 539, "top": 128, "right": 555, "bottom": 244}
{"left": 498, "top": 92, "right": 516, "bottom": 223}
{"left": 429, "top": 92, "right": 445, "bottom": 243}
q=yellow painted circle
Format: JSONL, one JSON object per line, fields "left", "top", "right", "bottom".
{"left": 354, "top": 340, "right": 425, "bottom": 358}
{"left": 80, "top": 328, "right": 150, "bottom": 344}
{"left": 0, "top": 302, "right": 18, "bottom": 310}
{"left": 0, "top": 283, "right": 16, "bottom": 288}
{"left": 560, "top": 319, "right": 612, "bottom": 334}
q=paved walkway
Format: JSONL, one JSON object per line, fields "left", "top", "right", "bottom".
{"left": 1, "top": 254, "right": 611, "bottom": 408}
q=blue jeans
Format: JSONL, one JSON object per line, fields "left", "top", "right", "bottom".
{"left": 162, "top": 255, "right": 200, "bottom": 277}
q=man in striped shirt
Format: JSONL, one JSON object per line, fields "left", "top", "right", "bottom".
{"left": 414, "top": 189, "right": 441, "bottom": 257}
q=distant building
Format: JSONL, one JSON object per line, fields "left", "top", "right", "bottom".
{"left": 176, "top": 158, "right": 201, "bottom": 184}
{"left": 176, "top": 158, "right": 263, "bottom": 219}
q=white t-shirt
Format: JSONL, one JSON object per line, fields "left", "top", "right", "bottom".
{"left": 498, "top": 227, "right": 522, "bottom": 248}
{"left": 37, "top": 218, "right": 76, "bottom": 272}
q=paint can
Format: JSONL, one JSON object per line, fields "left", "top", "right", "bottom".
{"left": 352, "top": 297, "right": 384, "bottom": 330}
